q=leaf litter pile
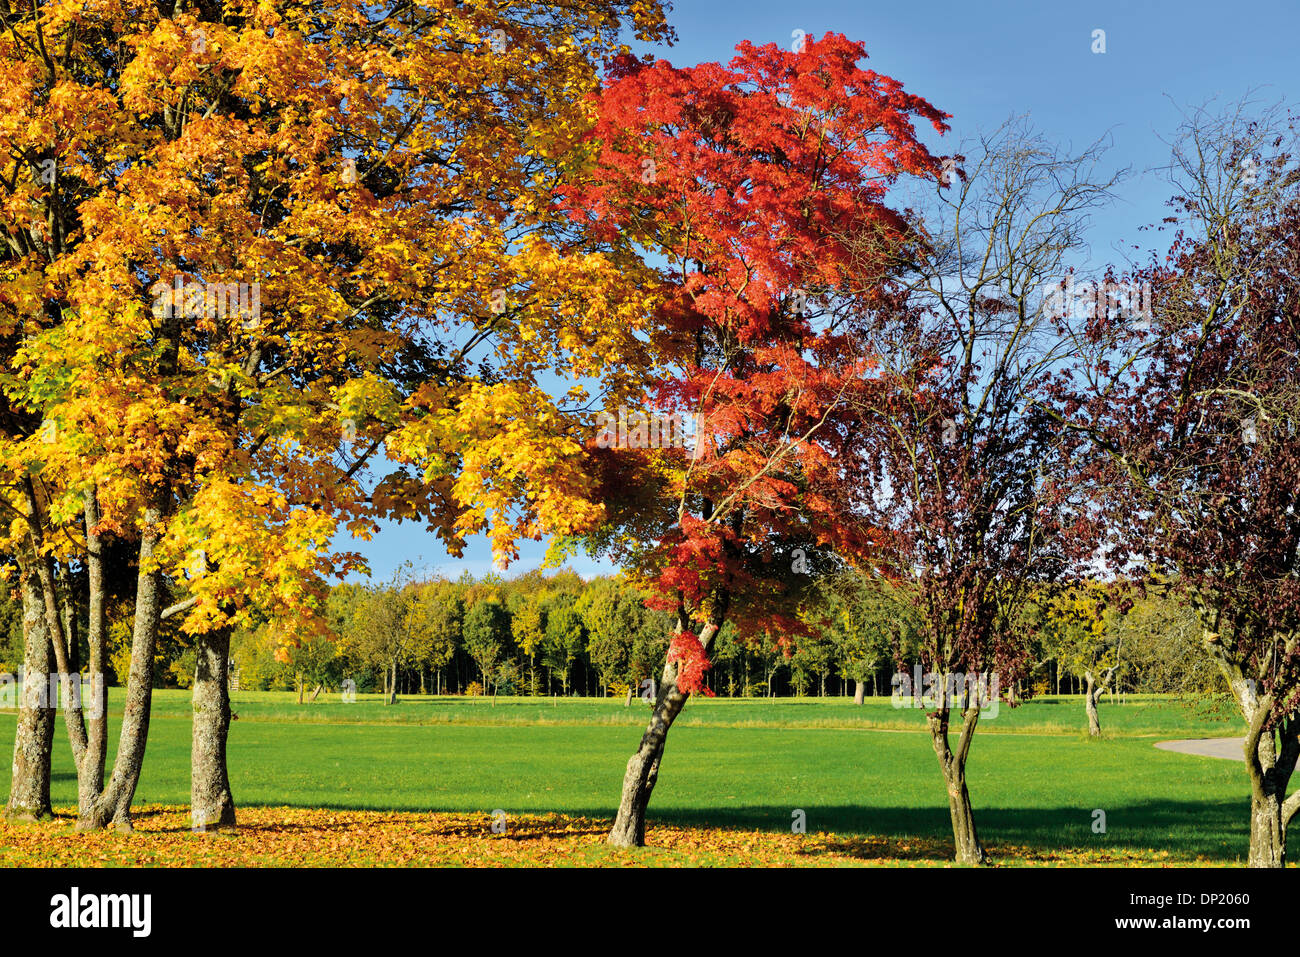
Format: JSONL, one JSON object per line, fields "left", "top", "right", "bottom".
{"left": 0, "top": 806, "right": 1224, "bottom": 867}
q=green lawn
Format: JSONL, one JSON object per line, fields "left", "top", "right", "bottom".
{"left": 0, "top": 689, "right": 1275, "bottom": 863}
{"left": 161, "top": 687, "right": 1244, "bottom": 735}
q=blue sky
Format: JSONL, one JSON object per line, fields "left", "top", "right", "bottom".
{"left": 340, "top": 0, "right": 1300, "bottom": 584}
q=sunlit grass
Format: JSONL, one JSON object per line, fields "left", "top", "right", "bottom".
{"left": 0, "top": 690, "right": 1273, "bottom": 865}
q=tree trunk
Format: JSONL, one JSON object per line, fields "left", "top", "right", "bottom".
{"left": 853, "top": 679, "right": 866, "bottom": 706}
{"left": 19, "top": 481, "right": 103, "bottom": 802}
{"left": 80, "top": 499, "right": 168, "bottom": 832}
{"left": 1207, "top": 657, "right": 1299, "bottom": 868}
{"left": 297, "top": 672, "right": 303, "bottom": 705}
{"left": 387, "top": 659, "right": 398, "bottom": 705}
{"left": 191, "top": 626, "right": 236, "bottom": 832}
{"left": 6, "top": 573, "right": 55, "bottom": 821}
{"left": 1248, "top": 790, "right": 1286, "bottom": 868}
{"left": 608, "top": 659, "right": 688, "bottom": 848}
{"left": 927, "top": 704, "right": 989, "bottom": 865}
{"left": 25, "top": 531, "right": 89, "bottom": 778}
{"left": 609, "top": 617, "right": 723, "bottom": 848}
{"left": 80, "top": 487, "right": 109, "bottom": 815}
{"left": 1242, "top": 714, "right": 1298, "bottom": 868}
{"left": 624, "top": 686, "right": 634, "bottom": 707}
{"left": 1084, "top": 673, "right": 1102, "bottom": 736}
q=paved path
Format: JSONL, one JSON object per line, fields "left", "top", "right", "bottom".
{"left": 1155, "top": 737, "right": 1246, "bottom": 761}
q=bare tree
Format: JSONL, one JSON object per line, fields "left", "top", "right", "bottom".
{"left": 845, "top": 118, "right": 1122, "bottom": 863}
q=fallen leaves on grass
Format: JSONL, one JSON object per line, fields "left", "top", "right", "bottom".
{"left": 0, "top": 807, "right": 1230, "bottom": 868}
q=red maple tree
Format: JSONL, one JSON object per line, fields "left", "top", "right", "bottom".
{"left": 562, "top": 32, "right": 948, "bottom": 847}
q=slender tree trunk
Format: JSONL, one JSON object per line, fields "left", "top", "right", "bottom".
{"left": 81, "top": 313, "right": 177, "bottom": 832}
{"left": 191, "top": 626, "right": 236, "bottom": 832}
{"left": 609, "top": 615, "right": 724, "bottom": 848}
{"left": 6, "top": 573, "right": 55, "bottom": 820}
{"left": 853, "top": 679, "right": 866, "bottom": 705}
{"left": 40, "top": 556, "right": 88, "bottom": 769}
{"left": 624, "top": 686, "right": 634, "bottom": 707}
{"left": 387, "top": 659, "right": 398, "bottom": 705}
{"left": 80, "top": 499, "right": 168, "bottom": 832}
{"left": 297, "top": 672, "right": 304, "bottom": 705}
{"left": 927, "top": 703, "right": 988, "bottom": 865}
{"left": 1084, "top": 673, "right": 1102, "bottom": 736}
{"left": 80, "top": 487, "right": 109, "bottom": 815}
{"left": 22, "top": 485, "right": 90, "bottom": 776}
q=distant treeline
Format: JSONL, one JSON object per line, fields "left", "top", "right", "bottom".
{"left": 0, "top": 568, "right": 1221, "bottom": 702}
{"left": 225, "top": 571, "right": 1223, "bottom": 702}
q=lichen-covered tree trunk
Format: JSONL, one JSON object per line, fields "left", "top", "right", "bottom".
{"left": 191, "top": 626, "right": 236, "bottom": 831}
{"left": 928, "top": 704, "right": 988, "bottom": 865}
{"left": 1206, "top": 648, "right": 1299, "bottom": 868}
{"left": 1248, "top": 790, "right": 1286, "bottom": 867}
{"left": 1243, "top": 722, "right": 1297, "bottom": 868}
{"left": 79, "top": 501, "right": 167, "bottom": 832}
{"left": 6, "top": 574, "right": 55, "bottom": 821}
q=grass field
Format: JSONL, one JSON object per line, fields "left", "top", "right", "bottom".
{"left": 0, "top": 690, "right": 1284, "bottom": 866}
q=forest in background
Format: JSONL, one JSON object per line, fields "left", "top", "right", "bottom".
{"left": 0, "top": 569, "right": 1221, "bottom": 704}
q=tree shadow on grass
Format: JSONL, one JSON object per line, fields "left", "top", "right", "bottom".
{"left": 130, "top": 796, "right": 1247, "bottom": 863}
{"left": 639, "top": 799, "right": 1248, "bottom": 862}
{"left": 86, "top": 798, "right": 1251, "bottom": 865}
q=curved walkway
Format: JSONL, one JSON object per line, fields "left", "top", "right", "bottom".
{"left": 1155, "top": 737, "right": 1245, "bottom": 761}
